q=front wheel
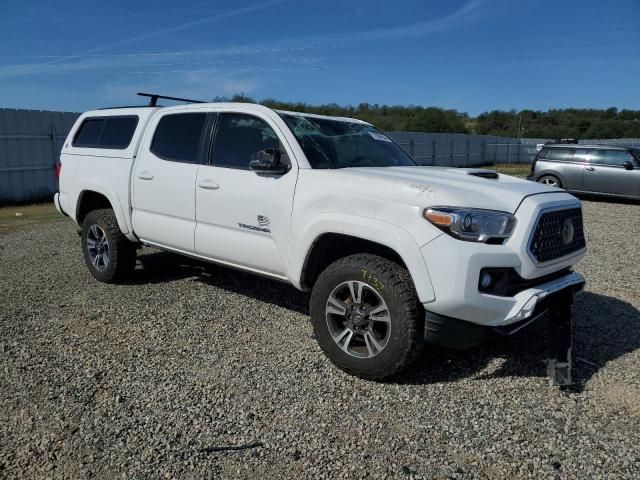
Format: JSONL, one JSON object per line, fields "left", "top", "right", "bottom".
{"left": 310, "top": 254, "right": 425, "bottom": 380}
{"left": 81, "top": 209, "right": 136, "bottom": 283}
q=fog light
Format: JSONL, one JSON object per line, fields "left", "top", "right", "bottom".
{"left": 480, "top": 272, "right": 492, "bottom": 290}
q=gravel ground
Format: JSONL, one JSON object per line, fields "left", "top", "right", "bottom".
{"left": 1, "top": 199, "right": 639, "bottom": 479}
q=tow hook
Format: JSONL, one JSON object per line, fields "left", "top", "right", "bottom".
{"left": 546, "top": 289, "right": 574, "bottom": 387}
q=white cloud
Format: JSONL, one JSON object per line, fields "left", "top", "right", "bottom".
{"left": 225, "top": 0, "right": 491, "bottom": 49}
{"left": 0, "top": 0, "right": 287, "bottom": 79}
{"left": 0, "top": 0, "right": 492, "bottom": 79}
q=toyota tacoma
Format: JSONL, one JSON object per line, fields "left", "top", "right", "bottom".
{"left": 54, "top": 93, "right": 586, "bottom": 383}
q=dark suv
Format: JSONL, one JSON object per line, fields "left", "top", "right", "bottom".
{"left": 528, "top": 144, "right": 640, "bottom": 200}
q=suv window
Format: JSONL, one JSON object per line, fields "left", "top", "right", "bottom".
{"left": 73, "top": 116, "right": 138, "bottom": 149}
{"left": 545, "top": 147, "right": 574, "bottom": 162}
{"left": 150, "top": 113, "right": 207, "bottom": 163}
{"left": 590, "top": 149, "right": 633, "bottom": 166}
{"left": 211, "top": 113, "right": 282, "bottom": 170}
{"left": 573, "top": 149, "right": 591, "bottom": 163}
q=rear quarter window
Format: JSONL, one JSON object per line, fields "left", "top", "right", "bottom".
{"left": 72, "top": 116, "right": 139, "bottom": 149}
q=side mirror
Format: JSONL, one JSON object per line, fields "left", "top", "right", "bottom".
{"left": 623, "top": 160, "right": 634, "bottom": 170}
{"left": 249, "top": 148, "right": 289, "bottom": 174}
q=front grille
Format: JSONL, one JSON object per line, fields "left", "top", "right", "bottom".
{"left": 529, "top": 207, "right": 585, "bottom": 263}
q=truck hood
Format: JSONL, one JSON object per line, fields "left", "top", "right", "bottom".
{"left": 334, "top": 166, "right": 563, "bottom": 213}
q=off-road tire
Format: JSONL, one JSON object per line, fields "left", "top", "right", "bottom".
{"left": 310, "top": 254, "right": 425, "bottom": 381}
{"left": 81, "top": 209, "right": 136, "bottom": 283}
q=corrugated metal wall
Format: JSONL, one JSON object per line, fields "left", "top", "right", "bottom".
{"left": 387, "top": 132, "right": 640, "bottom": 167}
{"left": 0, "top": 108, "right": 79, "bottom": 204}
{"left": 0, "top": 107, "right": 638, "bottom": 204}
{"left": 386, "top": 131, "right": 530, "bottom": 166}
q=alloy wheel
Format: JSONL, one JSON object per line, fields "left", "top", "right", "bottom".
{"left": 86, "top": 224, "right": 110, "bottom": 271}
{"left": 325, "top": 280, "right": 391, "bottom": 358}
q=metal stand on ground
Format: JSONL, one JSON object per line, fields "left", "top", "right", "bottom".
{"left": 547, "top": 290, "right": 574, "bottom": 387}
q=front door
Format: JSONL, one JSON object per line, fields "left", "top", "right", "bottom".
{"left": 562, "top": 148, "right": 589, "bottom": 190}
{"left": 132, "top": 111, "right": 209, "bottom": 252}
{"left": 584, "top": 149, "right": 640, "bottom": 197}
{"left": 195, "top": 112, "right": 298, "bottom": 276}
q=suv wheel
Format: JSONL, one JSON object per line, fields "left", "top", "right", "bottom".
{"left": 538, "top": 175, "right": 562, "bottom": 188}
{"left": 310, "top": 254, "right": 424, "bottom": 380}
{"left": 81, "top": 209, "right": 136, "bottom": 283}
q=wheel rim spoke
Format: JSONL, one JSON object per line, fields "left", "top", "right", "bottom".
{"left": 364, "top": 332, "right": 384, "bottom": 357}
{"left": 326, "top": 293, "right": 347, "bottom": 316}
{"left": 334, "top": 328, "right": 354, "bottom": 353}
{"left": 369, "top": 304, "right": 390, "bottom": 324}
{"left": 348, "top": 281, "right": 364, "bottom": 304}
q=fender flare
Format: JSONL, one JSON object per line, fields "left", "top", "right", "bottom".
{"left": 290, "top": 213, "right": 436, "bottom": 303}
{"left": 76, "top": 184, "right": 131, "bottom": 235}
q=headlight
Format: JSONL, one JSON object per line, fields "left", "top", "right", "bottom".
{"left": 423, "top": 207, "right": 516, "bottom": 243}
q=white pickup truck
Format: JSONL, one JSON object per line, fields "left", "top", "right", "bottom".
{"left": 55, "top": 94, "right": 586, "bottom": 382}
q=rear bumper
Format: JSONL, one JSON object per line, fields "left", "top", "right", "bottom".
{"left": 53, "top": 192, "right": 71, "bottom": 218}
{"left": 53, "top": 193, "right": 66, "bottom": 216}
{"left": 424, "top": 273, "right": 584, "bottom": 349}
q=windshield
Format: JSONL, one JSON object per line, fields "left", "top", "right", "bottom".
{"left": 280, "top": 113, "right": 417, "bottom": 169}
{"left": 632, "top": 148, "right": 640, "bottom": 162}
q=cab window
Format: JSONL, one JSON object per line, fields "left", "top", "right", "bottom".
{"left": 150, "top": 113, "right": 208, "bottom": 163}
{"left": 211, "top": 113, "right": 286, "bottom": 170}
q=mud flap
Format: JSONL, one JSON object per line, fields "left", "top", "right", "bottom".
{"left": 546, "top": 289, "right": 574, "bottom": 386}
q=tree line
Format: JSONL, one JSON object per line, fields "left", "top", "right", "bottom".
{"left": 216, "top": 95, "right": 640, "bottom": 139}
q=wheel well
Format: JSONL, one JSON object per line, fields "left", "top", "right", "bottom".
{"left": 537, "top": 171, "right": 564, "bottom": 186}
{"left": 301, "top": 233, "right": 406, "bottom": 290}
{"left": 76, "top": 191, "right": 113, "bottom": 225}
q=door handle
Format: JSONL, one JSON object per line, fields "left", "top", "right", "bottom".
{"left": 198, "top": 180, "right": 220, "bottom": 190}
{"left": 137, "top": 171, "right": 154, "bottom": 180}
{"left": 585, "top": 167, "right": 595, "bottom": 171}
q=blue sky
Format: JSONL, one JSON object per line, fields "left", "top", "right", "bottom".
{"left": 1, "top": 0, "right": 639, "bottom": 115}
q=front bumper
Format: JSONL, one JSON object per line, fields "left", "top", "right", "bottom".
{"left": 425, "top": 274, "right": 584, "bottom": 349}
{"left": 500, "top": 271, "right": 584, "bottom": 324}
{"left": 420, "top": 194, "right": 586, "bottom": 327}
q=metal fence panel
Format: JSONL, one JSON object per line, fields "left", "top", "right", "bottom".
{"left": 388, "top": 132, "right": 640, "bottom": 167}
{"left": 0, "top": 108, "right": 79, "bottom": 203}
{"left": 1, "top": 107, "right": 638, "bottom": 204}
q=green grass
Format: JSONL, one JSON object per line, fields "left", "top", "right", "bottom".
{"left": 485, "top": 163, "right": 532, "bottom": 177}
{"left": 0, "top": 203, "right": 63, "bottom": 235}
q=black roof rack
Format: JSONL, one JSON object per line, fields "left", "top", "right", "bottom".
{"left": 137, "top": 92, "right": 206, "bottom": 107}
{"left": 98, "top": 105, "right": 152, "bottom": 110}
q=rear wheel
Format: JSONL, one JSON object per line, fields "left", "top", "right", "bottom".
{"left": 81, "top": 209, "right": 136, "bottom": 283}
{"left": 538, "top": 175, "right": 562, "bottom": 188}
{"left": 310, "top": 254, "right": 424, "bottom": 380}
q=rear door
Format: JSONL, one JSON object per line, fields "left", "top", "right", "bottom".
{"left": 584, "top": 149, "right": 640, "bottom": 197}
{"left": 194, "top": 112, "right": 298, "bottom": 277}
{"left": 131, "top": 111, "right": 210, "bottom": 252}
